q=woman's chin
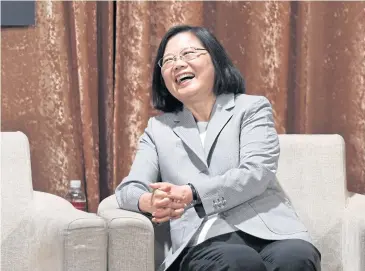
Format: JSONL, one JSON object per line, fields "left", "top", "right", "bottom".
{"left": 176, "top": 87, "right": 199, "bottom": 99}
{"left": 176, "top": 81, "right": 199, "bottom": 93}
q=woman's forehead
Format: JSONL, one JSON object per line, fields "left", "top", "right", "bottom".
{"left": 164, "top": 32, "right": 203, "bottom": 55}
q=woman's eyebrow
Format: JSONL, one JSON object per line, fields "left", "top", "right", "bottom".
{"left": 163, "top": 46, "right": 194, "bottom": 57}
{"left": 162, "top": 52, "right": 175, "bottom": 57}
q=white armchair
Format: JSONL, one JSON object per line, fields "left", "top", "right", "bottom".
{"left": 98, "top": 134, "right": 365, "bottom": 271}
{"left": 276, "top": 134, "right": 365, "bottom": 271}
{"left": 1, "top": 132, "right": 108, "bottom": 271}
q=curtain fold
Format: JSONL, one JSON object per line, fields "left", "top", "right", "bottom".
{"left": 98, "top": 1, "right": 115, "bottom": 203}
{"left": 2, "top": 1, "right": 364, "bottom": 212}
{"left": 113, "top": 1, "right": 152, "bottom": 192}
{"left": 68, "top": 1, "right": 100, "bottom": 212}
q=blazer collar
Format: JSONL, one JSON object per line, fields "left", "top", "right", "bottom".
{"left": 172, "top": 93, "right": 235, "bottom": 166}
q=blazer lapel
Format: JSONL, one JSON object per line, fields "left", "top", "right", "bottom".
{"left": 172, "top": 108, "right": 208, "bottom": 168}
{"left": 204, "top": 94, "right": 235, "bottom": 160}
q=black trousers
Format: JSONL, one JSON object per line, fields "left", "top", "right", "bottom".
{"left": 168, "top": 231, "right": 321, "bottom": 271}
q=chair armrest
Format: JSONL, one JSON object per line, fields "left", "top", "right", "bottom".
{"left": 1, "top": 191, "right": 107, "bottom": 271}
{"left": 98, "top": 195, "right": 155, "bottom": 271}
{"left": 343, "top": 193, "right": 365, "bottom": 271}
{"left": 34, "top": 191, "right": 107, "bottom": 271}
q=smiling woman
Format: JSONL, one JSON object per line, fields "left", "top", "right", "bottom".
{"left": 159, "top": 32, "right": 216, "bottom": 121}
{"left": 152, "top": 25, "right": 245, "bottom": 115}
{"left": 115, "top": 25, "right": 321, "bottom": 271}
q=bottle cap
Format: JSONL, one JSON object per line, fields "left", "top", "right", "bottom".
{"left": 70, "top": 180, "right": 81, "bottom": 188}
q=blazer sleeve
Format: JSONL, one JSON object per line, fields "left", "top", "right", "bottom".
{"left": 193, "top": 96, "right": 280, "bottom": 217}
{"left": 114, "top": 118, "right": 160, "bottom": 213}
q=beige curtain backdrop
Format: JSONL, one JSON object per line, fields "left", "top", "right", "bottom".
{"left": 2, "top": 1, "right": 364, "bottom": 213}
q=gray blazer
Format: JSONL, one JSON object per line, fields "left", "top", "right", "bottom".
{"left": 115, "top": 93, "right": 312, "bottom": 271}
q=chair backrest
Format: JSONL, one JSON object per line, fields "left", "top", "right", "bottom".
{"left": 277, "top": 134, "right": 349, "bottom": 270}
{"left": 1, "top": 131, "right": 34, "bottom": 241}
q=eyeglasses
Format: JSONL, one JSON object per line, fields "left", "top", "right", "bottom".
{"left": 158, "top": 47, "right": 207, "bottom": 69}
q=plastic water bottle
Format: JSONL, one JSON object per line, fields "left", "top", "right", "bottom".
{"left": 65, "top": 180, "right": 87, "bottom": 212}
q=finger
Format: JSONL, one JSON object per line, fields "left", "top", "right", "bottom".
{"left": 152, "top": 216, "right": 171, "bottom": 224}
{"left": 150, "top": 183, "right": 172, "bottom": 192}
{"left": 149, "top": 183, "right": 164, "bottom": 189}
{"left": 170, "top": 208, "right": 185, "bottom": 219}
{"left": 154, "top": 198, "right": 171, "bottom": 208}
{"left": 153, "top": 189, "right": 169, "bottom": 199}
{"left": 152, "top": 188, "right": 170, "bottom": 198}
{"left": 169, "top": 200, "right": 186, "bottom": 210}
{"left": 152, "top": 208, "right": 171, "bottom": 218}
{"left": 166, "top": 193, "right": 185, "bottom": 202}
{"left": 151, "top": 190, "right": 169, "bottom": 207}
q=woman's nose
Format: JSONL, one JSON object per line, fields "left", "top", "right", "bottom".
{"left": 173, "top": 58, "right": 187, "bottom": 70}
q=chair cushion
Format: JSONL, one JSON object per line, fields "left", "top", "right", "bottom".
{"left": 277, "top": 134, "right": 349, "bottom": 270}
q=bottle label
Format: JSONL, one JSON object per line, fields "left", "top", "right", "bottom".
{"left": 71, "top": 201, "right": 87, "bottom": 212}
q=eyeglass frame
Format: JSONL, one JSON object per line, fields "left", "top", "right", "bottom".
{"left": 157, "top": 47, "right": 208, "bottom": 69}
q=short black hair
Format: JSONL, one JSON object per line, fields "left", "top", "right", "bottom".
{"left": 152, "top": 25, "right": 245, "bottom": 113}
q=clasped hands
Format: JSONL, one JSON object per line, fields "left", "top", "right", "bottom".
{"left": 148, "top": 182, "right": 193, "bottom": 224}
